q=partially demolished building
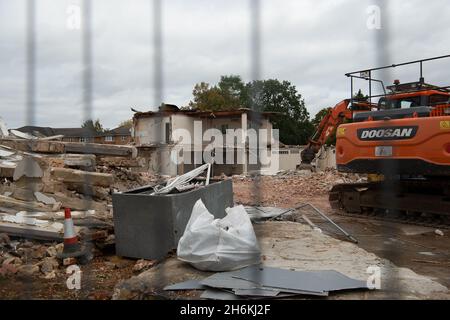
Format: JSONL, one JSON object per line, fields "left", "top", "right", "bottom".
{"left": 132, "top": 104, "right": 280, "bottom": 176}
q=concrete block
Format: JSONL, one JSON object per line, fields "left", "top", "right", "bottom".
{"left": 13, "top": 157, "right": 43, "bottom": 181}
{"left": 63, "top": 142, "right": 136, "bottom": 157}
{"left": 64, "top": 154, "right": 96, "bottom": 169}
{"left": 50, "top": 167, "right": 113, "bottom": 187}
{"left": 0, "top": 161, "right": 16, "bottom": 178}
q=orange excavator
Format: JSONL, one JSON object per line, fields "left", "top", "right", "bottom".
{"left": 301, "top": 55, "right": 450, "bottom": 226}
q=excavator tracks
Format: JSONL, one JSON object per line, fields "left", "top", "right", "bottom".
{"left": 329, "top": 179, "right": 450, "bottom": 229}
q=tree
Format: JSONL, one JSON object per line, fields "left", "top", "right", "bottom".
{"left": 188, "top": 82, "right": 228, "bottom": 111}
{"left": 353, "top": 89, "right": 368, "bottom": 101}
{"left": 244, "top": 79, "right": 313, "bottom": 145}
{"left": 118, "top": 119, "right": 133, "bottom": 128}
{"left": 217, "top": 75, "right": 249, "bottom": 108}
{"left": 312, "top": 107, "right": 331, "bottom": 127}
{"left": 82, "top": 119, "right": 104, "bottom": 133}
{"left": 188, "top": 76, "right": 314, "bottom": 145}
{"left": 188, "top": 76, "right": 247, "bottom": 111}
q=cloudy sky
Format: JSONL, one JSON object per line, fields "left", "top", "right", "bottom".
{"left": 1, "top": 0, "right": 449, "bottom": 129}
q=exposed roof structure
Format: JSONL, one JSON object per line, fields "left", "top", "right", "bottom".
{"left": 15, "top": 126, "right": 56, "bottom": 137}
{"left": 15, "top": 125, "right": 131, "bottom": 138}
{"left": 133, "top": 105, "right": 278, "bottom": 120}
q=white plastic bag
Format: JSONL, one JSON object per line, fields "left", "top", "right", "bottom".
{"left": 177, "top": 199, "right": 261, "bottom": 271}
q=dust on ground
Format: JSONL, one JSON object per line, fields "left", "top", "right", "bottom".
{"left": 1, "top": 169, "right": 449, "bottom": 299}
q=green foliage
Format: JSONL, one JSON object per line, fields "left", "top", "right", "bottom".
{"left": 312, "top": 107, "right": 331, "bottom": 127}
{"left": 244, "top": 79, "right": 313, "bottom": 145}
{"left": 189, "top": 76, "right": 314, "bottom": 145}
{"left": 118, "top": 119, "right": 133, "bottom": 128}
{"left": 81, "top": 119, "right": 104, "bottom": 133}
{"left": 353, "top": 89, "right": 368, "bottom": 101}
{"left": 188, "top": 76, "right": 247, "bottom": 111}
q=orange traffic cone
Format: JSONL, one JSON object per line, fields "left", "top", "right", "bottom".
{"left": 57, "top": 208, "right": 89, "bottom": 260}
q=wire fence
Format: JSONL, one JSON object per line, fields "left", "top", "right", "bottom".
{"left": 3, "top": 0, "right": 419, "bottom": 299}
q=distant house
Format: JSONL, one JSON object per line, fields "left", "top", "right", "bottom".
{"left": 15, "top": 125, "right": 131, "bottom": 145}
{"left": 100, "top": 126, "right": 132, "bottom": 145}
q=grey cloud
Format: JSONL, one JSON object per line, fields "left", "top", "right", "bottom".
{"left": 1, "top": 0, "right": 449, "bottom": 129}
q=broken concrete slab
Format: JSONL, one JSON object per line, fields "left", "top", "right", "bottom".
{"left": 0, "top": 187, "right": 104, "bottom": 216}
{"left": 29, "top": 140, "right": 65, "bottom": 153}
{"left": 63, "top": 142, "right": 136, "bottom": 157}
{"left": 12, "top": 177, "right": 45, "bottom": 193}
{"left": 34, "top": 192, "right": 57, "bottom": 205}
{"left": 10, "top": 187, "right": 36, "bottom": 202}
{"left": 0, "top": 194, "right": 52, "bottom": 212}
{"left": 1, "top": 184, "right": 54, "bottom": 204}
{"left": 0, "top": 161, "right": 16, "bottom": 178}
{"left": 10, "top": 130, "right": 37, "bottom": 140}
{"left": 1, "top": 213, "right": 63, "bottom": 231}
{"left": 0, "top": 138, "right": 65, "bottom": 154}
{"left": 0, "top": 220, "right": 65, "bottom": 241}
{"left": 49, "top": 192, "right": 108, "bottom": 213}
{"left": 36, "top": 135, "right": 64, "bottom": 141}
{"left": 50, "top": 167, "right": 113, "bottom": 187}
{"left": 0, "top": 146, "right": 15, "bottom": 158}
{"left": 0, "top": 117, "right": 8, "bottom": 137}
{"left": 13, "top": 157, "right": 43, "bottom": 181}
{"left": 63, "top": 154, "right": 96, "bottom": 169}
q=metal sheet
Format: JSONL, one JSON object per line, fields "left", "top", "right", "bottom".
{"left": 201, "top": 271, "right": 261, "bottom": 290}
{"left": 275, "top": 289, "right": 329, "bottom": 297}
{"left": 202, "top": 270, "right": 330, "bottom": 296}
{"left": 164, "top": 279, "right": 206, "bottom": 291}
{"left": 233, "top": 289, "right": 322, "bottom": 299}
{"left": 231, "top": 266, "right": 367, "bottom": 293}
{"left": 233, "top": 288, "right": 280, "bottom": 297}
{"left": 200, "top": 289, "right": 241, "bottom": 300}
{"left": 312, "top": 270, "right": 368, "bottom": 291}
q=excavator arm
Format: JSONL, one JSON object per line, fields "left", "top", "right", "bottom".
{"left": 300, "top": 99, "right": 352, "bottom": 165}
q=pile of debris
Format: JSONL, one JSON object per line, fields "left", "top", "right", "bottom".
{"left": 232, "top": 169, "right": 366, "bottom": 206}
{"left": 0, "top": 232, "right": 67, "bottom": 279}
{"left": 0, "top": 122, "right": 149, "bottom": 278}
{"left": 275, "top": 168, "right": 366, "bottom": 191}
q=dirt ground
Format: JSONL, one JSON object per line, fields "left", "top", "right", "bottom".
{"left": 233, "top": 175, "right": 450, "bottom": 290}
{"left": 1, "top": 174, "right": 449, "bottom": 299}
